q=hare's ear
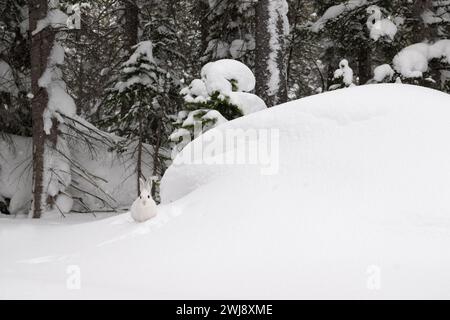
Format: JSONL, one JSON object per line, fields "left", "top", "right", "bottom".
{"left": 139, "top": 178, "right": 146, "bottom": 192}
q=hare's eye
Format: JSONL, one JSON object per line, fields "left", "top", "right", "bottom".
{"left": 147, "top": 195, "right": 150, "bottom": 199}
{"left": 139, "top": 196, "right": 142, "bottom": 199}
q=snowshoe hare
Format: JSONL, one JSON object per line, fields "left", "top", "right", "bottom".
{"left": 131, "top": 178, "right": 157, "bottom": 222}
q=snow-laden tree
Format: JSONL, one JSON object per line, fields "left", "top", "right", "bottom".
{"left": 98, "top": 40, "right": 179, "bottom": 196}
{"left": 199, "top": 0, "right": 257, "bottom": 66}
{"left": 170, "top": 59, "right": 267, "bottom": 151}
{"left": 309, "top": 0, "right": 449, "bottom": 92}
{"left": 329, "top": 59, "right": 355, "bottom": 90}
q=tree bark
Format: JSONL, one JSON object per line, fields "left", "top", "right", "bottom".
{"left": 123, "top": 0, "right": 139, "bottom": 52}
{"left": 255, "top": 0, "right": 288, "bottom": 107}
{"left": 357, "top": 46, "right": 372, "bottom": 85}
{"left": 29, "top": 0, "right": 55, "bottom": 218}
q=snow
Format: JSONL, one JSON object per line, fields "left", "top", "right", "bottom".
{"left": 54, "top": 193, "right": 74, "bottom": 214}
{"left": 311, "top": 0, "right": 367, "bottom": 32}
{"left": 39, "top": 42, "right": 76, "bottom": 134}
{"left": 422, "top": 7, "right": 450, "bottom": 25}
{"left": 200, "top": 59, "right": 256, "bottom": 95}
{"left": 333, "top": 59, "right": 354, "bottom": 86}
{"left": 205, "top": 40, "right": 229, "bottom": 60}
{"left": 124, "top": 41, "right": 155, "bottom": 66}
{"left": 181, "top": 79, "right": 208, "bottom": 104}
{"left": 201, "top": 110, "right": 228, "bottom": 126}
{"left": 266, "top": 0, "right": 289, "bottom": 98}
{"left": 229, "top": 39, "right": 247, "bottom": 59}
{"left": 0, "top": 118, "right": 156, "bottom": 215}
{"left": 2, "top": 84, "right": 450, "bottom": 298}
{"left": 366, "top": 5, "right": 397, "bottom": 42}
{"left": 373, "top": 64, "right": 394, "bottom": 82}
{"left": 0, "top": 136, "right": 33, "bottom": 215}
{"left": 393, "top": 40, "right": 450, "bottom": 78}
{"left": 32, "top": 9, "right": 69, "bottom": 35}
{"left": 428, "top": 39, "right": 450, "bottom": 63}
{"left": 228, "top": 92, "right": 267, "bottom": 115}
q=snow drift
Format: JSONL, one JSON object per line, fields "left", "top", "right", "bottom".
{"left": 2, "top": 84, "right": 450, "bottom": 299}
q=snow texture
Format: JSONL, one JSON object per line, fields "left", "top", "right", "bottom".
{"left": 393, "top": 40, "right": 450, "bottom": 78}
{"left": 0, "top": 119, "right": 156, "bottom": 215}
{"left": 311, "top": 0, "right": 367, "bottom": 32}
{"left": 201, "top": 59, "right": 256, "bottom": 95}
{"left": 229, "top": 39, "right": 247, "bottom": 59}
{"left": 177, "top": 59, "right": 266, "bottom": 133}
{"left": 266, "top": 0, "right": 289, "bottom": 97}
{"left": 32, "top": 9, "right": 68, "bottom": 35}
{"left": 124, "top": 41, "right": 155, "bottom": 66}
{"left": 228, "top": 92, "right": 267, "bottom": 115}
{"left": 366, "top": 5, "right": 397, "bottom": 42}
{"left": 2, "top": 85, "right": 450, "bottom": 298}
{"left": 39, "top": 42, "right": 76, "bottom": 134}
{"left": 333, "top": 59, "right": 354, "bottom": 86}
{"left": 373, "top": 64, "right": 394, "bottom": 82}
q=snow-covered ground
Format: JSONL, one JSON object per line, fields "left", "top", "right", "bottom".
{"left": 2, "top": 84, "right": 450, "bottom": 299}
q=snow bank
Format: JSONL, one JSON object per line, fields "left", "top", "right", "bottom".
{"left": 3, "top": 85, "right": 450, "bottom": 299}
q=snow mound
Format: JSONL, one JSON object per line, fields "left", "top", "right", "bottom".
{"left": 393, "top": 40, "right": 450, "bottom": 78}
{"left": 3, "top": 85, "right": 450, "bottom": 299}
{"left": 373, "top": 64, "right": 394, "bottom": 82}
{"left": 201, "top": 59, "right": 255, "bottom": 95}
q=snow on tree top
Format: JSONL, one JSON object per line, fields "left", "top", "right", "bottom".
{"left": 310, "top": 0, "right": 367, "bottom": 33}
{"left": 200, "top": 59, "right": 256, "bottom": 95}
{"left": 393, "top": 40, "right": 450, "bottom": 78}
{"left": 124, "top": 41, "right": 155, "bottom": 66}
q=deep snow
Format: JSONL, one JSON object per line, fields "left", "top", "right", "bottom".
{"left": 2, "top": 84, "right": 450, "bottom": 299}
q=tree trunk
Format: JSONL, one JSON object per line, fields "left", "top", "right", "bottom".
{"left": 123, "top": 0, "right": 139, "bottom": 52}
{"left": 357, "top": 46, "right": 372, "bottom": 85}
{"left": 198, "top": 0, "right": 210, "bottom": 59}
{"left": 255, "top": 0, "right": 289, "bottom": 107}
{"left": 120, "top": 0, "right": 139, "bottom": 118}
{"left": 29, "top": 0, "right": 56, "bottom": 218}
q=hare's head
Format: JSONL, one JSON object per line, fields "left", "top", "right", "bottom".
{"left": 138, "top": 178, "right": 153, "bottom": 206}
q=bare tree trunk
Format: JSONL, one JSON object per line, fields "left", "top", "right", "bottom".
{"left": 286, "top": 0, "right": 302, "bottom": 84}
{"left": 120, "top": 0, "right": 139, "bottom": 119}
{"left": 151, "top": 118, "right": 162, "bottom": 198}
{"left": 136, "top": 118, "right": 143, "bottom": 196}
{"left": 29, "top": 0, "right": 56, "bottom": 218}
{"left": 123, "top": 0, "right": 139, "bottom": 52}
{"left": 357, "top": 46, "right": 372, "bottom": 85}
{"left": 198, "top": 0, "right": 210, "bottom": 59}
{"left": 255, "top": 0, "right": 289, "bottom": 107}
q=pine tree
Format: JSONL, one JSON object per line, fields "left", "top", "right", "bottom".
{"left": 170, "top": 59, "right": 266, "bottom": 151}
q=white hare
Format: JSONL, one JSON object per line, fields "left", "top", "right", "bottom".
{"left": 131, "top": 178, "right": 157, "bottom": 222}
